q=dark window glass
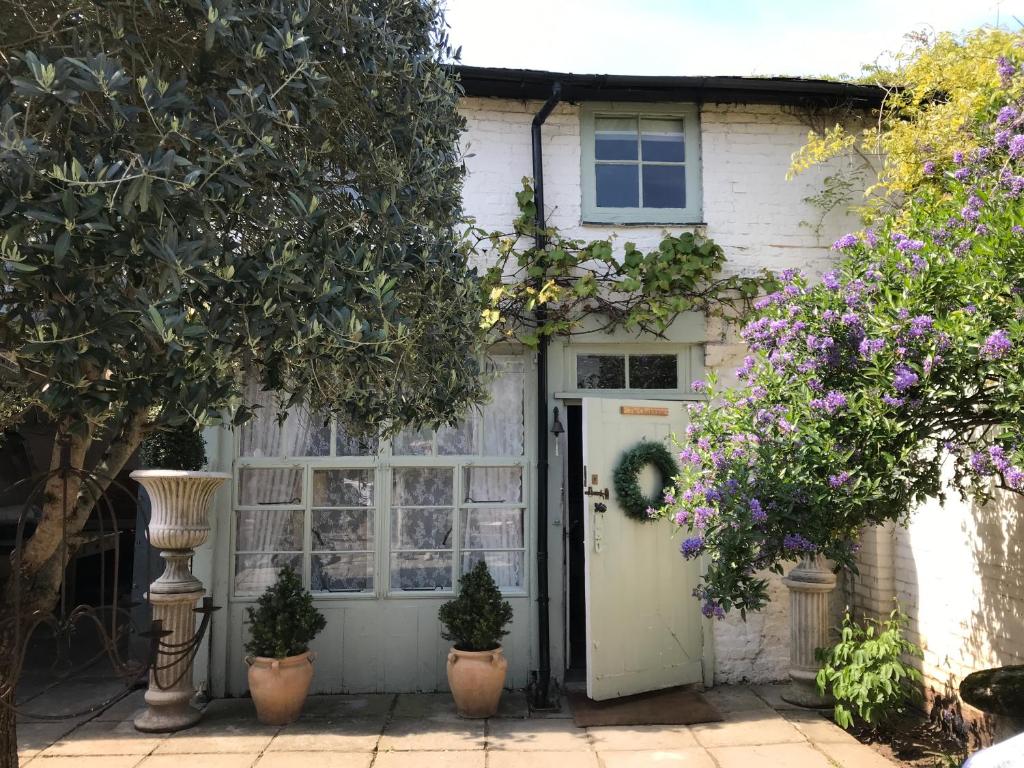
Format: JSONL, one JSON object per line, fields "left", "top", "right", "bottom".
{"left": 595, "top": 117, "right": 638, "bottom": 160}
{"left": 577, "top": 355, "right": 626, "bottom": 389}
{"left": 596, "top": 165, "right": 639, "bottom": 208}
{"left": 642, "top": 165, "right": 686, "bottom": 209}
{"left": 641, "top": 118, "right": 685, "bottom": 162}
{"left": 629, "top": 355, "right": 678, "bottom": 389}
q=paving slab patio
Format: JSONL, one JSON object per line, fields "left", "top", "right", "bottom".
{"left": 12, "top": 684, "right": 902, "bottom": 767}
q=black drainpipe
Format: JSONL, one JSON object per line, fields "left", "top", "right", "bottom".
{"left": 531, "top": 82, "right": 561, "bottom": 710}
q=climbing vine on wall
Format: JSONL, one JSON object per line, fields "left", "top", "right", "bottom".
{"left": 472, "top": 180, "right": 776, "bottom": 347}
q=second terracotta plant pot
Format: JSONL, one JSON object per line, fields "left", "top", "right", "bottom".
{"left": 446, "top": 646, "right": 508, "bottom": 718}
{"left": 246, "top": 651, "right": 315, "bottom": 725}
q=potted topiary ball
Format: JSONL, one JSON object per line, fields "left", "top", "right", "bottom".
{"left": 438, "top": 560, "right": 513, "bottom": 718}
{"left": 245, "top": 566, "right": 326, "bottom": 725}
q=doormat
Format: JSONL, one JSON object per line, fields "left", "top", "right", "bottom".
{"left": 568, "top": 686, "right": 722, "bottom": 727}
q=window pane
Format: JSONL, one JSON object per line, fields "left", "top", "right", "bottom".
{"left": 577, "top": 355, "right": 626, "bottom": 389}
{"left": 595, "top": 117, "right": 638, "bottom": 160}
{"left": 482, "top": 361, "right": 524, "bottom": 456}
{"left": 391, "top": 552, "right": 453, "bottom": 591}
{"left": 239, "top": 384, "right": 329, "bottom": 457}
{"left": 235, "top": 510, "right": 303, "bottom": 551}
{"left": 642, "top": 165, "right": 686, "bottom": 209}
{"left": 393, "top": 426, "right": 433, "bottom": 456}
{"left": 312, "top": 509, "right": 373, "bottom": 551}
{"left": 463, "top": 467, "right": 523, "bottom": 504}
{"left": 641, "top": 118, "right": 685, "bottom": 162}
{"left": 460, "top": 508, "right": 524, "bottom": 549}
{"left": 235, "top": 553, "right": 301, "bottom": 596}
{"left": 392, "top": 467, "right": 453, "bottom": 506}
{"left": 629, "top": 354, "right": 678, "bottom": 389}
{"left": 438, "top": 419, "right": 475, "bottom": 455}
{"left": 237, "top": 467, "right": 303, "bottom": 507}
{"left": 596, "top": 164, "right": 639, "bottom": 208}
{"left": 461, "top": 551, "right": 524, "bottom": 590}
{"left": 336, "top": 423, "right": 379, "bottom": 457}
{"left": 390, "top": 507, "right": 454, "bottom": 549}
{"left": 313, "top": 469, "right": 374, "bottom": 507}
{"left": 311, "top": 553, "right": 373, "bottom": 593}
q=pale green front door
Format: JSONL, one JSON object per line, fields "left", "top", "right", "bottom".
{"left": 582, "top": 397, "right": 704, "bottom": 700}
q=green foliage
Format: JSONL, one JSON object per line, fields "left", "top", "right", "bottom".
{"left": 816, "top": 606, "right": 924, "bottom": 730}
{"left": 475, "top": 180, "right": 775, "bottom": 346}
{"left": 139, "top": 422, "right": 206, "bottom": 471}
{"left": 660, "top": 62, "right": 1024, "bottom": 615}
{"left": 0, "top": 0, "right": 486, "bottom": 442}
{"left": 791, "top": 28, "right": 1024, "bottom": 212}
{"left": 438, "top": 561, "right": 513, "bottom": 652}
{"left": 612, "top": 441, "right": 678, "bottom": 522}
{"left": 244, "top": 566, "right": 326, "bottom": 659}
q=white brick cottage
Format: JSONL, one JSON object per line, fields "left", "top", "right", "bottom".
{"left": 195, "top": 66, "right": 903, "bottom": 702}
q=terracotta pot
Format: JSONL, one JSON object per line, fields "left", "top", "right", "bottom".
{"left": 446, "top": 646, "right": 508, "bottom": 718}
{"left": 246, "top": 651, "right": 316, "bottom": 725}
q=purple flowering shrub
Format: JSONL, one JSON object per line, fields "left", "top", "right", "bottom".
{"left": 661, "top": 69, "right": 1024, "bottom": 618}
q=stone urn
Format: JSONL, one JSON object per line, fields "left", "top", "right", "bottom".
{"left": 781, "top": 554, "right": 837, "bottom": 707}
{"left": 247, "top": 652, "right": 317, "bottom": 725}
{"left": 132, "top": 469, "right": 230, "bottom": 733}
{"left": 447, "top": 646, "right": 508, "bottom": 718}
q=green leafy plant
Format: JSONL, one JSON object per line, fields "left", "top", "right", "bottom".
{"left": 816, "top": 606, "right": 924, "bottom": 730}
{"left": 139, "top": 423, "right": 206, "bottom": 471}
{"left": 659, "top": 54, "right": 1024, "bottom": 616}
{"left": 438, "top": 561, "right": 513, "bottom": 652}
{"left": 0, "top": 1, "right": 484, "bottom": 758}
{"left": 244, "top": 566, "right": 326, "bottom": 660}
{"left": 476, "top": 180, "right": 775, "bottom": 347}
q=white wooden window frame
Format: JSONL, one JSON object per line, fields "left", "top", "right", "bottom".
{"left": 569, "top": 345, "right": 705, "bottom": 397}
{"left": 580, "top": 102, "right": 703, "bottom": 225}
{"left": 229, "top": 355, "right": 532, "bottom": 602}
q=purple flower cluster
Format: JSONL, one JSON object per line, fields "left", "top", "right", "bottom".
{"left": 810, "top": 390, "right": 847, "bottom": 414}
{"left": 680, "top": 536, "right": 704, "bottom": 559}
{"left": 750, "top": 498, "right": 767, "bottom": 523}
{"left": 981, "top": 329, "right": 1012, "bottom": 360}
{"left": 828, "top": 471, "right": 851, "bottom": 489}
{"left": 832, "top": 234, "right": 858, "bottom": 250}
{"left": 892, "top": 364, "right": 919, "bottom": 392}
{"left": 783, "top": 534, "right": 817, "bottom": 554}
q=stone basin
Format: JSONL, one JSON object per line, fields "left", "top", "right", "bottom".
{"left": 960, "top": 665, "right": 1024, "bottom": 717}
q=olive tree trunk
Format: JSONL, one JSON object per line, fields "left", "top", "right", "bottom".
{"left": 0, "top": 412, "right": 147, "bottom": 767}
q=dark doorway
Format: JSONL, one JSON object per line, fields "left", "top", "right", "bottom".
{"left": 566, "top": 404, "right": 586, "bottom": 679}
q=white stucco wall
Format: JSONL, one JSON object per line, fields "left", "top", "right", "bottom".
{"left": 459, "top": 96, "right": 864, "bottom": 684}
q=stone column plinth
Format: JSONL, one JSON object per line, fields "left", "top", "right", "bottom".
{"left": 781, "top": 554, "right": 837, "bottom": 708}
{"left": 131, "top": 470, "right": 229, "bottom": 733}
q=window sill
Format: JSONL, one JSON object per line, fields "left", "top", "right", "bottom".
{"left": 581, "top": 219, "right": 708, "bottom": 228}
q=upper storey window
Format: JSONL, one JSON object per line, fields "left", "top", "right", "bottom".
{"left": 581, "top": 103, "right": 702, "bottom": 225}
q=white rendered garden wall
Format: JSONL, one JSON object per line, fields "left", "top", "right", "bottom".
{"left": 853, "top": 484, "right": 1024, "bottom": 743}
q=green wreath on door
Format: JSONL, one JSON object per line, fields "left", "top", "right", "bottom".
{"left": 612, "top": 440, "right": 679, "bottom": 522}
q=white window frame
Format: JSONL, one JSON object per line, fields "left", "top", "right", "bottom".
{"left": 229, "top": 354, "right": 532, "bottom": 601}
{"left": 580, "top": 102, "right": 703, "bottom": 225}
{"left": 570, "top": 345, "right": 704, "bottom": 396}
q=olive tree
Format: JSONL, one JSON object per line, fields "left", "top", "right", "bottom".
{"left": 0, "top": 1, "right": 484, "bottom": 762}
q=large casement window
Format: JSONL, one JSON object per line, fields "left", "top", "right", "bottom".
{"left": 232, "top": 356, "right": 529, "bottom": 599}
{"left": 580, "top": 103, "right": 702, "bottom": 225}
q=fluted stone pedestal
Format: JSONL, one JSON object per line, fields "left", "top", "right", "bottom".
{"left": 781, "top": 555, "right": 837, "bottom": 708}
{"left": 131, "top": 470, "right": 229, "bottom": 733}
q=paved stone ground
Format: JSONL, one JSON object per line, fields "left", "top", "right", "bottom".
{"left": 15, "top": 683, "right": 899, "bottom": 767}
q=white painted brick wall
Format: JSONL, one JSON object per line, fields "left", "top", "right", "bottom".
{"left": 459, "top": 96, "right": 864, "bottom": 683}
{"left": 855, "top": 468, "right": 1024, "bottom": 744}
